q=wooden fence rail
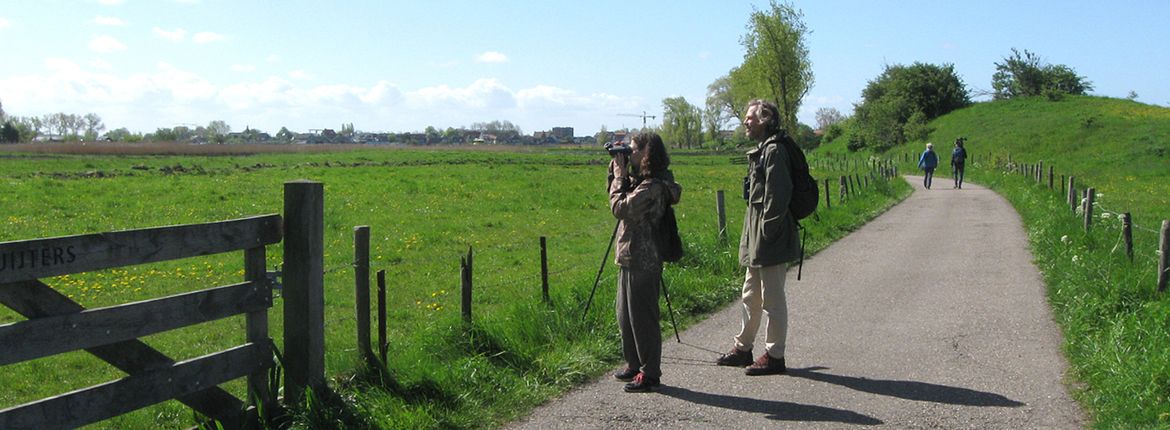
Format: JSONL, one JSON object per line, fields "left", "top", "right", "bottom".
{"left": 1, "top": 179, "right": 327, "bottom": 429}
{"left": 0, "top": 214, "right": 283, "bottom": 429}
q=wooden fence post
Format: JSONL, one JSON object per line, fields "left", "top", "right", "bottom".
{"left": 377, "top": 270, "right": 387, "bottom": 365}
{"left": 823, "top": 179, "right": 831, "bottom": 210}
{"left": 839, "top": 176, "right": 847, "bottom": 204}
{"left": 1048, "top": 166, "right": 1054, "bottom": 190}
{"left": 1067, "top": 176, "right": 1076, "bottom": 213}
{"left": 1083, "top": 188, "right": 1095, "bottom": 231}
{"left": 282, "top": 180, "right": 325, "bottom": 406}
{"left": 540, "top": 237, "right": 550, "bottom": 303}
{"left": 1061, "top": 174, "right": 1066, "bottom": 197}
{"left": 716, "top": 190, "right": 727, "bottom": 243}
{"left": 461, "top": 246, "right": 473, "bottom": 324}
{"left": 354, "top": 225, "right": 372, "bottom": 364}
{"left": 1158, "top": 220, "right": 1169, "bottom": 293}
{"left": 1121, "top": 213, "right": 1134, "bottom": 262}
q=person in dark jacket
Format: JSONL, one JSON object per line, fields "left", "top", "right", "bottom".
{"left": 607, "top": 132, "right": 682, "bottom": 392}
{"left": 918, "top": 142, "right": 939, "bottom": 189}
{"left": 714, "top": 99, "right": 799, "bottom": 376}
{"left": 951, "top": 138, "right": 967, "bottom": 189}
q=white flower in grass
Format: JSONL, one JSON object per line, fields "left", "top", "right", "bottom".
{"left": 1060, "top": 235, "right": 1070, "bottom": 244}
{"left": 1096, "top": 193, "right": 1104, "bottom": 199}
{"left": 1101, "top": 212, "right": 1112, "bottom": 219}
{"left": 1072, "top": 255, "right": 1080, "bottom": 263}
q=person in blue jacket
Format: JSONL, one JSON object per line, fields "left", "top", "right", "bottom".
{"left": 917, "top": 142, "right": 938, "bottom": 189}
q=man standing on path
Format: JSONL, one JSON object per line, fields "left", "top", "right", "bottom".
{"left": 715, "top": 99, "right": 801, "bottom": 376}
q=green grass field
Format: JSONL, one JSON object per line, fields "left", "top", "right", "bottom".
{"left": 0, "top": 145, "right": 908, "bottom": 428}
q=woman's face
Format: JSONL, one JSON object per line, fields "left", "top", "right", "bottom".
{"left": 629, "top": 140, "right": 645, "bottom": 167}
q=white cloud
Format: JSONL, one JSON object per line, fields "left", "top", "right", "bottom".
{"left": 89, "top": 35, "right": 127, "bottom": 53}
{"left": 408, "top": 78, "right": 516, "bottom": 110}
{"left": 153, "top": 27, "right": 187, "bottom": 42}
{"left": 0, "top": 56, "right": 631, "bottom": 134}
{"left": 230, "top": 64, "right": 256, "bottom": 72}
{"left": 192, "top": 31, "right": 227, "bottom": 44}
{"left": 475, "top": 51, "right": 508, "bottom": 63}
{"left": 97, "top": 0, "right": 125, "bottom": 5}
{"left": 93, "top": 16, "right": 125, "bottom": 26}
{"left": 0, "top": 18, "right": 11, "bottom": 29}
{"left": 265, "top": 54, "right": 280, "bottom": 63}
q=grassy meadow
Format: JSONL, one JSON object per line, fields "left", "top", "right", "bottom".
{"left": 0, "top": 144, "right": 909, "bottom": 428}
{"left": 827, "top": 95, "right": 1170, "bottom": 428}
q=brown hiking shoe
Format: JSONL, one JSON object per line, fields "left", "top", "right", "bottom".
{"left": 716, "top": 347, "right": 753, "bottom": 367}
{"left": 745, "top": 354, "right": 786, "bottom": 376}
{"left": 614, "top": 367, "right": 638, "bottom": 382}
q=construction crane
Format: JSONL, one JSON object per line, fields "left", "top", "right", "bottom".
{"left": 618, "top": 111, "right": 657, "bottom": 129}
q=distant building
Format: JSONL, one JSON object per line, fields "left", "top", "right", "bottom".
{"left": 551, "top": 127, "right": 574, "bottom": 143}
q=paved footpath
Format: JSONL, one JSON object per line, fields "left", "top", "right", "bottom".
{"left": 506, "top": 177, "right": 1086, "bottom": 429}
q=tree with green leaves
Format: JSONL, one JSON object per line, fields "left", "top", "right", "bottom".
{"left": 992, "top": 48, "right": 1092, "bottom": 100}
{"left": 738, "top": 0, "right": 813, "bottom": 132}
{"left": 276, "top": 127, "right": 295, "bottom": 143}
{"left": 596, "top": 125, "right": 610, "bottom": 147}
{"left": 661, "top": 96, "right": 702, "bottom": 149}
{"left": 814, "top": 107, "right": 845, "bottom": 132}
{"left": 206, "top": 120, "right": 231, "bottom": 144}
{"left": 1, "top": 121, "right": 18, "bottom": 143}
{"left": 850, "top": 62, "right": 970, "bottom": 151}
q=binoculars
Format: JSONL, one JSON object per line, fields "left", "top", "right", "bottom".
{"left": 604, "top": 142, "right": 632, "bottom": 156}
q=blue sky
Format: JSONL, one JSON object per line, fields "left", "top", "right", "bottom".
{"left": 1, "top": 0, "right": 1167, "bottom": 136}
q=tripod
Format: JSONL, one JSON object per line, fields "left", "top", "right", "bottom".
{"left": 581, "top": 220, "right": 681, "bottom": 342}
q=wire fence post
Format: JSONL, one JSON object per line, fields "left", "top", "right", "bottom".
{"left": 1083, "top": 188, "right": 1095, "bottom": 232}
{"left": 1067, "top": 176, "right": 1076, "bottom": 214}
{"left": 354, "top": 225, "right": 372, "bottom": 364}
{"left": 823, "top": 179, "right": 831, "bottom": 210}
{"left": 461, "top": 246, "right": 473, "bottom": 325}
{"left": 1122, "top": 213, "right": 1134, "bottom": 262}
{"left": 716, "top": 190, "right": 727, "bottom": 243}
{"left": 377, "top": 269, "right": 387, "bottom": 365}
{"left": 1158, "top": 220, "right": 1169, "bottom": 293}
{"left": 540, "top": 236, "right": 550, "bottom": 304}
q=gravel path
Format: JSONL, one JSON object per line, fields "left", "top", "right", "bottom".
{"left": 505, "top": 177, "right": 1086, "bottom": 429}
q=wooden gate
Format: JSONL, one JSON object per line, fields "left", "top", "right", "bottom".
{"left": 0, "top": 214, "right": 283, "bottom": 429}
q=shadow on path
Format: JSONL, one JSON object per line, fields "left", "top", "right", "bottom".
{"left": 788, "top": 367, "right": 1025, "bottom": 407}
{"left": 658, "top": 386, "right": 883, "bottom": 425}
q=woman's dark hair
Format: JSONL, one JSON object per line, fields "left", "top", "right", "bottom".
{"left": 633, "top": 132, "right": 669, "bottom": 179}
{"left": 746, "top": 99, "right": 782, "bottom": 136}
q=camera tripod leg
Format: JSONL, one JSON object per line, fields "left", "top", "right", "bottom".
{"left": 660, "top": 272, "right": 681, "bottom": 343}
{"left": 581, "top": 220, "right": 620, "bottom": 321}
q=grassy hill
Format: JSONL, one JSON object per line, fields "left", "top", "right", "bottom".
{"left": 822, "top": 95, "right": 1170, "bottom": 428}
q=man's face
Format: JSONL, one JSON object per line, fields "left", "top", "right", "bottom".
{"left": 744, "top": 105, "right": 767, "bottom": 141}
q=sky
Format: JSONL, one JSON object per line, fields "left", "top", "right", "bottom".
{"left": 1, "top": 0, "right": 1168, "bottom": 136}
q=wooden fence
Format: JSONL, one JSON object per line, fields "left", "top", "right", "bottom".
{"left": 998, "top": 158, "right": 1170, "bottom": 292}
{"left": 0, "top": 180, "right": 326, "bottom": 429}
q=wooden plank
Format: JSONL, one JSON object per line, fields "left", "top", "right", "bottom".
{"left": 0, "top": 214, "right": 281, "bottom": 284}
{"left": 244, "top": 246, "right": 274, "bottom": 418}
{"left": 0, "top": 280, "right": 248, "bottom": 427}
{"left": 0, "top": 342, "right": 270, "bottom": 430}
{"left": 0, "top": 281, "right": 270, "bottom": 366}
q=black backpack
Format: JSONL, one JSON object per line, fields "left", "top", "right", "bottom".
{"left": 778, "top": 131, "right": 819, "bottom": 220}
{"left": 655, "top": 183, "right": 684, "bottom": 263}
